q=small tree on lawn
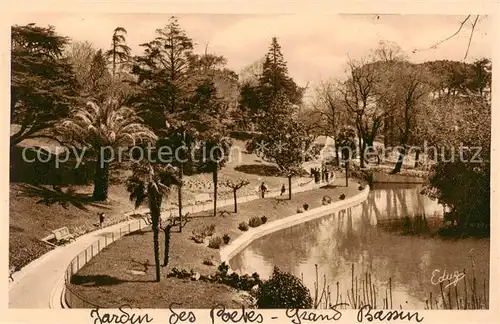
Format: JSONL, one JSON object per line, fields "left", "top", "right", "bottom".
{"left": 336, "top": 125, "right": 357, "bottom": 187}
{"left": 126, "top": 162, "right": 179, "bottom": 281}
{"left": 223, "top": 178, "right": 250, "bottom": 213}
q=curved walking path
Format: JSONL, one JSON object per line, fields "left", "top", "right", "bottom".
{"left": 8, "top": 177, "right": 320, "bottom": 308}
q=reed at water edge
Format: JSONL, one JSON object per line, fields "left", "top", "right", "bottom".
{"left": 306, "top": 261, "right": 488, "bottom": 310}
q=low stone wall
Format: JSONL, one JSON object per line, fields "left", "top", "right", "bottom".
{"left": 220, "top": 186, "right": 370, "bottom": 265}
{"left": 371, "top": 171, "right": 425, "bottom": 184}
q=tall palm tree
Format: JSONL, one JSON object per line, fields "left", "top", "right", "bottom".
{"left": 59, "top": 99, "right": 156, "bottom": 201}
{"left": 126, "top": 162, "right": 179, "bottom": 282}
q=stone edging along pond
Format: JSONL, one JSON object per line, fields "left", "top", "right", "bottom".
{"left": 219, "top": 186, "right": 370, "bottom": 268}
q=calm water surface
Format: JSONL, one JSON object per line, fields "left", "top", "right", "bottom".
{"left": 229, "top": 184, "right": 490, "bottom": 309}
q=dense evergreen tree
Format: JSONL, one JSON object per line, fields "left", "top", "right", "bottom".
{"left": 131, "top": 16, "right": 194, "bottom": 131}
{"left": 238, "top": 37, "right": 304, "bottom": 130}
{"left": 258, "top": 37, "right": 303, "bottom": 110}
{"left": 11, "top": 24, "right": 80, "bottom": 146}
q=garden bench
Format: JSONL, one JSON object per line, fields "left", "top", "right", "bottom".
{"left": 52, "top": 226, "right": 75, "bottom": 245}
{"left": 194, "top": 193, "right": 212, "bottom": 204}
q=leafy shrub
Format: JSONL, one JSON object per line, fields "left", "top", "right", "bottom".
{"left": 223, "top": 234, "right": 231, "bottom": 244}
{"left": 169, "top": 263, "right": 264, "bottom": 293}
{"left": 256, "top": 267, "right": 313, "bottom": 309}
{"left": 238, "top": 222, "right": 249, "bottom": 231}
{"left": 208, "top": 236, "right": 223, "bottom": 249}
{"left": 261, "top": 216, "right": 268, "bottom": 224}
{"left": 303, "top": 203, "right": 309, "bottom": 211}
{"left": 191, "top": 234, "right": 205, "bottom": 244}
{"left": 426, "top": 159, "right": 490, "bottom": 233}
{"left": 322, "top": 195, "right": 332, "bottom": 205}
{"left": 202, "top": 224, "right": 216, "bottom": 237}
{"left": 203, "top": 258, "right": 214, "bottom": 266}
{"left": 339, "top": 193, "right": 346, "bottom": 200}
{"left": 191, "top": 223, "right": 216, "bottom": 243}
{"left": 248, "top": 216, "right": 262, "bottom": 228}
{"left": 168, "top": 267, "right": 194, "bottom": 279}
{"left": 218, "top": 262, "right": 230, "bottom": 276}
{"left": 358, "top": 184, "right": 365, "bottom": 191}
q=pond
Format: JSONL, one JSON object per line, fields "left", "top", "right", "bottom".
{"left": 229, "top": 184, "right": 490, "bottom": 309}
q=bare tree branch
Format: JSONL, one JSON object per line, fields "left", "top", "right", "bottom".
{"left": 465, "top": 15, "right": 479, "bottom": 59}
{"left": 412, "top": 15, "right": 484, "bottom": 59}
{"left": 428, "top": 15, "right": 471, "bottom": 50}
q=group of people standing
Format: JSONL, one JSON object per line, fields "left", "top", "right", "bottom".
{"left": 310, "top": 166, "right": 335, "bottom": 183}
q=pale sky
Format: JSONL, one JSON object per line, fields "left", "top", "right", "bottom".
{"left": 11, "top": 14, "right": 491, "bottom": 96}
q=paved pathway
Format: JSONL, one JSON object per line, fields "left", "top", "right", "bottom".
{"left": 9, "top": 177, "right": 323, "bottom": 308}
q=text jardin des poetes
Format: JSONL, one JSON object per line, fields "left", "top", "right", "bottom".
{"left": 89, "top": 303, "right": 424, "bottom": 324}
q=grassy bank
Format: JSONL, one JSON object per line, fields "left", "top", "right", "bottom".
{"left": 67, "top": 179, "right": 361, "bottom": 308}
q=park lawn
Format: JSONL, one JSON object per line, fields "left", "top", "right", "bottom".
{"left": 67, "top": 178, "right": 361, "bottom": 308}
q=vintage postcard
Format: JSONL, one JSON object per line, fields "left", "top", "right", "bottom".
{"left": 3, "top": 2, "right": 498, "bottom": 324}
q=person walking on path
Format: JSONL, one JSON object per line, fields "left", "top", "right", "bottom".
{"left": 260, "top": 182, "right": 268, "bottom": 198}
{"left": 98, "top": 212, "right": 105, "bottom": 228}
{"left": 280, "top": 184, "right": 286, "bottom": 196}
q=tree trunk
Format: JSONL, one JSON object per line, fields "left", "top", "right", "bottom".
{"left": 345, "top": 161, "right": 349, "bottom": 187}
{"left": 162, "top": 224, "right": 172, "bottom": 267}
{"left": 358, "top": 136, "right": 364, "bottom": 168}
{"left": 383, "top": 122, "right": 389, "bottom": 154}
{"left": 391, "top": 145, "right": 406, "bottom": 174}
{"left": 334, "top": 138, "right": 340, "bottom": 166}
{"left": 414, "top": 149, "right": 420, "bottom": 168}
{"left": 288, "top": 176, "right": 292, "bottom": 200}
{"left": 233, "top": 189, "right": 238, "bottom": 213}
{"left": 149, "top": 193, "right": 162, "bottom": 282}
{"left": 213, "top": 168, "right": 218, "bottom": 217}
{"left": 92, "top": 153, "right": 110, "bottom": 201}
{"left": 112, "top": 44, "right": 116, "bottom": 80}
{"left": 177, "top": 165, "right": 183, "bottom": 232}
{"left": 152, "top": 225, "right": 160, "bottom": 281}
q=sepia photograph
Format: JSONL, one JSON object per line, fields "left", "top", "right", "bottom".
{"left": 7, "top": 12, "right": 492, "bottom": 315}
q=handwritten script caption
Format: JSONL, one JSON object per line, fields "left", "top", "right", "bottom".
{"left": 89, "top": 303, "right": 424, "bottom": 324}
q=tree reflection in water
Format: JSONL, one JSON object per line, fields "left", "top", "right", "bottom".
{"left": 229, "top": 185, "right": 490, "bottom": 309}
